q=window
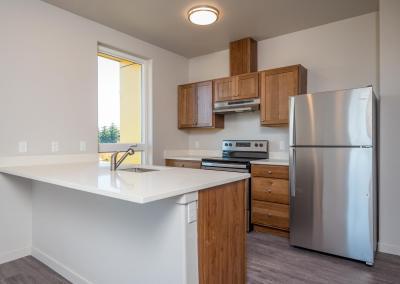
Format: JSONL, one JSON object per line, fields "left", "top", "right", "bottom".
{"left": 97, "top": 46, "right": 149, "bottom": 164}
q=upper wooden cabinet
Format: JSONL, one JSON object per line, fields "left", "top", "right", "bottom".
{"left": 213, "top": 77, "right": 236, "bottom": 102}
{"left": 230, "top": 37, "right": 257, "bottom": 76}
{"left": 259, "top": 65, "right": 307, "bottom": 126}
{"left": 178, "top": 81, "right": 224, "bottom": 129}
{"left": 237, "top": 72, "right": 259, "bottom": 100}
{"left": 178, "top": 84, "right": 196, "bottom": 128}
{"left": 214, "top": 72, "right": 259, "bottom": 102}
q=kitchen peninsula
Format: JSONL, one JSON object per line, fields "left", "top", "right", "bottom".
{"left": 0, "top": 162, "right": 249, "bottom": 284}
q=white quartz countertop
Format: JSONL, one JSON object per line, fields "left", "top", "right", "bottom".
{"left": 250, "top": 159, "right": 289, "bottom": 166}
{"left": 164, "top": 150, "right": 289, "bottom": 165}
{"left": 0, "top": 162, "right": 249, "bottom": 204}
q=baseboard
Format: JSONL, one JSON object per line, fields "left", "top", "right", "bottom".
{"left": 378, "top": 242, "right": 400, "bottom": 256}
{"left": 0, "top": 247, "right": 31, "bottom": 265}
{"left": 32, "top": 247, "right": 92, "bottom": 284}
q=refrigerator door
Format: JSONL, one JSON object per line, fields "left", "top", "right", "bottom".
{"left": 289, "top": 147, "right": 375, "bottom": 264}
{"left": 289, "top": 87, "right": 375, "bottom": 147}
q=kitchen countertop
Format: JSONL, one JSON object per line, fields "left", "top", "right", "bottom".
{"left": 164, "top": 150, "right": 220, "bottom": 162}
{"left": 164, "top": 150, "right": 289, "bottom": 166}
{"left": 250, "top": 159, "right": 289, "bottom": 166}
{"left": 0, "top": 162, "right": 249, "bottom": 204}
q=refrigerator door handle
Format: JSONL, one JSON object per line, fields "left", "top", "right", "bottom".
{"left": 289, "top": 148, "right": 296, "bottom": 197}
{"left": 289, "top": 97, "right": 295, "bottom": 146}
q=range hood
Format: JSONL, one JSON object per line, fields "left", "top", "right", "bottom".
{"left": 213, "top": 98, "right": 260, "bottom": 113}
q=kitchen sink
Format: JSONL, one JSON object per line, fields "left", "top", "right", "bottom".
{"left": 119, "top": 167, "right": 159, "bottom": 173}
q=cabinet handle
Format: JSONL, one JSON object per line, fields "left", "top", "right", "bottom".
{"left": 267, "top": 170, "right": 272, "bottom": 174}
{"left": 266, "top": 188, "right": 272, "bottom": 193}
{"left": 267, "top": 213, "right": 272, "bottom": 217}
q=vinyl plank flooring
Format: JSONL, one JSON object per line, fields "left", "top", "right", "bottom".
{"left": 247, "top": 232, "right": 400, "bottom": 284}
{"left": 0, "top": 256, "right": 70, "bottom": 284}
{"left": 1, "top": 234, "right": 400, "bottom": 284}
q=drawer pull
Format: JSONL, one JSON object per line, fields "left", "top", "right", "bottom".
{"left": 267, "top": 170, "right": 272, "bottom": 174}
{"left": 266, "top": 188, "right": 272, "bottom": 193}
{"left": 267, "top": 213, "right": 272, "bottom": 217}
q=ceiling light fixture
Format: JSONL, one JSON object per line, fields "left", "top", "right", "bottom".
{"left": 188, "top": 5, "right": 219, "bottom": 26}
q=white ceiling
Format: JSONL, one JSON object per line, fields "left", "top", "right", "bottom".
{"left": 41, "top": 0, "right": 378, "bottom": 58}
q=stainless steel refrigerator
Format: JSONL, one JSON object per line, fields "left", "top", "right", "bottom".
{"left": 289, "top": 86, "right": 377, "bottom": 265}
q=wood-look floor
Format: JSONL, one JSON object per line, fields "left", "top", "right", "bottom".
{"left": 247, "top": 232, "right": 400, "bottom": 284}
{"left": 1, "top": 232, "right": 400, "bottom": 284}
{"left": 0, "top": 256, "right": 70, "bottom": 284}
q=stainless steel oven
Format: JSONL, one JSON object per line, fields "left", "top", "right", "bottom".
{"left": 201, "top": 140, "right": 269, "bottom": 232}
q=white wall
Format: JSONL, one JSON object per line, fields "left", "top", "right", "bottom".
{"left": 0, "top": 0, "right": 188, "bottom": 263}
{"left": 0, "top": 0, "right": 189, "bottom": 164}
{"left": 378, "top": 0, "right": 400, "bottom": 255}
{"left": 187, "top": 13, "right": 378, "bottom": 152}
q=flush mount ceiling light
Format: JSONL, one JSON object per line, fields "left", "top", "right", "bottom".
{"left": 188, "top": 5, "right": 219, "bottom": 26}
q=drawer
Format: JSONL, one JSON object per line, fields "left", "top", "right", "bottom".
{"left": 251, "top": 165, "right": 289, "bottom": 179}
{"left": 252, "top": 177, "right": 289, "bottom": 204}
{"left": 252, "top": 200, "right": 289, "bottom": 230}
{"left": 165, "top": 159, "right": 201, "bottom": 169}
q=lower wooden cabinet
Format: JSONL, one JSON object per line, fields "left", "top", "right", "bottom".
{"left": 252, "top": 177, "right": 289, "bottom": 204}
{"left": 165, "top": 159, "right": 201, "bottom": 169}
{"left": 252, "top": 164, "right": 289, "bottom": 179}
{"left": 251, "top": 164, "right": 290, "bottom": 237}
{"left": 252, "top": 200, "right": 289, "bottom": 230}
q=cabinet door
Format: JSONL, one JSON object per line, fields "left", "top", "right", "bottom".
{"left": 260, "top": 66, "right": 299, "bottom": 125}
{"left": 178, "top": 84, "right": 197, "bottom": 128}
{"left": 236, "top": 72, "right": 258, "bottom": 100}
{"left": 165, "top": 159, "right": 201, "bottom": 169}
{"left": 214, "top": 77, "right": 236, "bottom": 102}
{"left": 196, "top": 81, "right": 213, "bottom": 127}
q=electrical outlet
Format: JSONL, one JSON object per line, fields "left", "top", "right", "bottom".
{"left": 79, "top": 141, "right": 86, "bottom": 152}
{"left": 279, "top": 141, "right": 286, "bottom": 150}
{"left": 18, "top": 141, "right": 28, "bottom": 153}
{"left": 51, "top": 141, "right": 59, "bottom": 153}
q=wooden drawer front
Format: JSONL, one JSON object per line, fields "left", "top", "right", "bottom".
{"left": 165, "top": 159, "right": 201, "bottom": 169}
{"left": 252, "top": 200, "right": 289, "bottom": 230}
{"left": 252, "top": 177, "right": 289, "bottom": 204}
{"left": 252, "top": 165, "right": 288, "bottom": 179}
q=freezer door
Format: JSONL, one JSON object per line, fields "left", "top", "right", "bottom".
{"left": 289, "top": 147, "right": 375, "bottom": 264}
{"left": 289, "top": 87, "right": 375, "bottom": 146}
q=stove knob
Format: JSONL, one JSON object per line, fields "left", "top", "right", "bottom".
{"left": 260, "top": 143, "right": 263, "bottom": 147}
{"left": 229, "top": 143, "right": 232, "bottom": 146}
{"left": 255, "top": 143, "right": 259, "bottom": 147}
{"left": 224, "top": 143, "right": 228, "bottom": 146}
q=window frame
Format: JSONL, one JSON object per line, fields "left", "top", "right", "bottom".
{"left": 97, "top": 45, "right": 152, "bottom": 164}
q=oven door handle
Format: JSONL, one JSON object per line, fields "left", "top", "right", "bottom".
{"left": 201, "top": 162, "right": 248, "bottom": 169}
{"left": 201, "top": 166, "right": 249, "bottom": 173}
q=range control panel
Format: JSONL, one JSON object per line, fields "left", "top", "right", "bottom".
{"left": 222, "top": 140, "right": 269, "bottom": 153}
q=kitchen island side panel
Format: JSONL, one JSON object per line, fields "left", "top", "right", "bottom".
{"left": 31, "top": 181, "right": 193, "bottom": 284}
{"left": 198, "top": 180, "right": 247, "bottom": 284}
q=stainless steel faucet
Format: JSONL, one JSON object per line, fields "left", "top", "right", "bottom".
{"left": 110, "top": 147, "right": 135, "bottom": 171}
